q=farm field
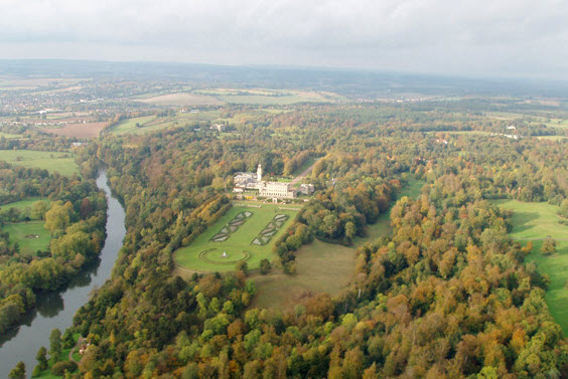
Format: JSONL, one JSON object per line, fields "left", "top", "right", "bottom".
{"left": 43, "top": 121, "right": 107, "bottom": 138}
{"left": 110, "top": 110, "right": 224, "bottom": 135}
{"left": 174, "top": 204, "right": 298, "bottom": 272}
{"left": 0, "top": 150, "right": 78, "bottom": 176}
{"left": 3, "top": 221, "right": 50, "bottom": 255}
{"left": 494, "top": 199, "right": 568, "bottom": 334}
{"left": 137, "top": 92, "right": 223, "bottom": 106}
{"left": 195, "top": 88, "right": 342, "bottom": 105}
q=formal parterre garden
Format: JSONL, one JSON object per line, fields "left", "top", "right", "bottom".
{"left": 174, "top": 204, "right": 298, "bottom": 272}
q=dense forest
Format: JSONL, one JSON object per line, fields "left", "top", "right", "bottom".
{"left": 29, "top": 102, "right": 563, "bottom": 378}
{"left": 1, "top": 98, "right": 567, "bottom": 377}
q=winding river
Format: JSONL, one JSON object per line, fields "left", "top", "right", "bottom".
{"left": 0, "top": 171, "right": 126, "bottom": 378}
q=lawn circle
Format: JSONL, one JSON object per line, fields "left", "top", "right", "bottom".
{"left": 199, "top": 248, "right": 251, "bottom": 265}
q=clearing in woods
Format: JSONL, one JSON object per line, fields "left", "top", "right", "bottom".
{"left": 494, "top": 199, "right": 568, "bottom": 334}
{"left": 2, "top": 221, "right": 51, "bottom": 255}
{"left": 0, "top": 150, "right": 78, "bottom": 177}
{"left": 0, "top": 198, "right": 50, "bottom": 214}
{"left": 252, "top": 176, "right": 425, "bottom": 310}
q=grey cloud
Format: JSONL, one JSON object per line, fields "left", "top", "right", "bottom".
{"left": 0, "top": 0, "right": 566, "bottom": 78}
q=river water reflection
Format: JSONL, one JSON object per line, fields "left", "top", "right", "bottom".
{"left": 0, "top": 171, "right": 126, "bottom": 377}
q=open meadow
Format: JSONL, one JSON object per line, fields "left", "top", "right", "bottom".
{"left": 253, "top": 176, "right": 425, "bottom": 310}
{"left": 174, "top": 203, "right": 298, "bottom": 272}
{"left": 251, "top": 239, "right": 355, "bottom": 310}
{"left": 494, "top": 199, "right": 568, "bottom": 334}
{"left": 3, "top": 221, "right": 50, "bottom": 255}
{"left": 0, "top": 150, "right": 78, "bottom": 176}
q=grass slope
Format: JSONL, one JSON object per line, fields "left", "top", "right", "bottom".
{"left": 174, "top": 204, "right": 298, "bottom": 272}
{"left": 3, "top": 221, "right": 50, "bottom": 255}
{"left": 494, "top": 199, "right": 568, "bottom": 334}
{"left": 0, "top": 150, "right": 78, "bottom": 176}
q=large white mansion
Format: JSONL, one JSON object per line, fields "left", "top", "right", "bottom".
{"left": 234, "top": 164, "right": 296, "bottom": 199}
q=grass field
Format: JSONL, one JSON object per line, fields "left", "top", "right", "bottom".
{"left": 0, "top": 150, "right": 78, "bottom": 176}
{"left": 174, "top": 204, "right": 298, "bottom": 272}
{"left": 43, "top": 122, "right": 107, "bottom": 138}
{"left": 137, "top": 92, "right": 223, "bottom": 106}
{"left": 494, "top": 199, "right": 568, "bottom": 334}
{"left": 0, "top": 198, "right": 49, "bottom": 215}
{"left": 253, "top": 176, "right": 425, "bottom": 310}
{"left": 110, "top": 110, "right": 224, "bottom": 135}
{"left": 195, "top": 88, "right": 342, "bottom": 105}
{"left": 252, "top": 240, "right": 355, "bottom": 309}
{"left": 2, "top": 221, "right": 50, "bottom": 255}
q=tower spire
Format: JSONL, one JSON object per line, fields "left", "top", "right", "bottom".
{"left": 257, "top": 163, "right": 262, "bottom": 182}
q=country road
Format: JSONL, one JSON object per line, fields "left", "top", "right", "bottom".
{"left": 290, "top": 160, "right": 317, "bottom": 185}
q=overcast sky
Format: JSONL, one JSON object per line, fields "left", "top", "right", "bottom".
{"left": 1, "top": 0, "right": 567, "bottom": 79}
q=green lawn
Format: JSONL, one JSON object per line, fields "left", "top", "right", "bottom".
{"left": 494, "top": 199, "right": 568, "bottom": 334}
{"left": 2, "top": 221, "right": 51, "bottom": 255}
{"left": 0, "top": 150, "right": 78, "bottom": 176}
{"left": 174, "top": 204, "right": 298, "bottom": 272}
{"left": 0, "top": 198, "right": 49, "bottom": 217}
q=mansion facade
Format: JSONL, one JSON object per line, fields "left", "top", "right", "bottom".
{"left": 233, "top": 164, "right": 296, "bottom": 199}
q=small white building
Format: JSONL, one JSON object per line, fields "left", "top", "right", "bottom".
{"left": 299, "top": 184, "right": 315, "bottom": 195}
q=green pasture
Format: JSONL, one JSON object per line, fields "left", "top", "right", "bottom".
{"left": 3, "top": 221, "right": 50, "bottom": 255}
{"left": 174, "top": 204, "right": 298, "bottom": 272}
{"left": 111, "top": 110, "right": 223, "bottom": 135}
{"left": 0, "top": 150, "right": 78, "bottom": 176}
{"left": 494, "top": 199, "right": 568, "bottom": 334}
{"left": 0, "top": 198, "right": 50, "bottom": 217}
